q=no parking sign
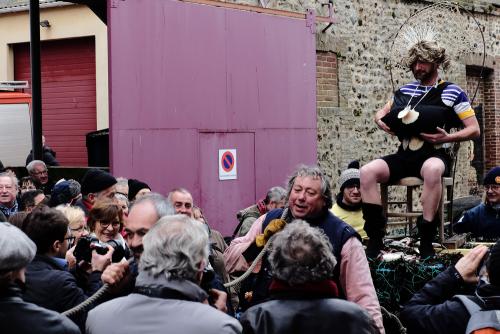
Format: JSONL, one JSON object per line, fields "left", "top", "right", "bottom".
{"left": 219, "top": 149, "right": 237, "bottom": 180}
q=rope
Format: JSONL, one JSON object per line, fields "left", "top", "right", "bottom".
{"left": 62, "top": 284, "right": 110, "bottom": 318}
{"left": 223, "top": 207, "right": 289, "bottom": 289}
{"left": 62, "top": 257, "right": 136, "bottom": 318}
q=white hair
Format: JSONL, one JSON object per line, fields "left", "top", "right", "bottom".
{"left": 26, "top": 160, "right": 47, "bottom": 174}
{"left": 139, "top": 215, "right": 209, "bottom": 282}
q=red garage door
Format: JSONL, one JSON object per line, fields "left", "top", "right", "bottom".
{"left": 14, "top": 37, "right": 97, "bottom": 166}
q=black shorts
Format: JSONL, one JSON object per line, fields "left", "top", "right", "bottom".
{"left": 381, "top": 144, "right": 451, "bottom": 183}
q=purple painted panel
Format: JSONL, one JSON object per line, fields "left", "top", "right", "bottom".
{"left": 199, "top": 132, "right": 255, "bottom": 235}
{"left": 254, "top": 129, "right": 317, "bottom": 197}
{"left": 113, "top": 129, "right": 200, "bottom": 199}
{"left": 109, "top": 0, "right": 317, "bottom": 235}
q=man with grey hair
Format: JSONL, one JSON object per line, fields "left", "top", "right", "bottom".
{"left": 123, "top": 192, "right": 174, "bottom": 261}
{"left": 26, "top": 160, "right": 54, "bottom": 195}
{"left": 0, "top": 223, "right": 80, "bottom": 334}
{"left": 224, "top": 165, "right": 384, "bottom": 333}
{"left": 87, "top": 215, "right": 242, "bottom": 334}
{"left": 241, "top": 221, "right": 377, "bottom": 334}
{"left": 0, "top": 172, "right": 19, "bottom": 219}
{"left": 364, "top": 39, "right": 480, "bottom": 259}
{"left": 234, "top": 186, "right": 287, "bottom": 237}
{"left": 99, "top": 193, "right": 174, "bottom": 292}
{"left": 167, "top": 187, "right": 194, "bottom": 217}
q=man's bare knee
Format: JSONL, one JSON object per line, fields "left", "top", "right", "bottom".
{"left": 361, "top": 160, "right": 389, "bottom": 186}
{"left": 421, "top": 160, "right": 445, "bottom": 185}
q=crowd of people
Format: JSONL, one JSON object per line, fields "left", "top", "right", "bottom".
{"left": 1, "top": 26, "right": 500, "bottom": 334}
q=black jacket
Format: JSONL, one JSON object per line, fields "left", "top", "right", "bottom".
{"left": 26, "top": 146, "right": 59, "bottom": 166}
{"left": 0, "top": 283, "right": 80, "bottom": 334}
{"left": 400, "top": 266, "right": 500, "bottom": 334}
{"left": 24, "top": 255, "right": 103, "bottom": 331}
{"left": 240, "top": 280, "right": 377, "bottom": 334}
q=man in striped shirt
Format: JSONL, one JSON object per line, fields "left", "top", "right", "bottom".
{"left": 360, "top": 40, "right": 480, "bottom": 259}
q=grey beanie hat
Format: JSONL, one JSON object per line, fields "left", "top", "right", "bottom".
{"left": 0, "top": 223, "right": 36, "bottom": 272}
{"left": 338, "top": 160, "right": 361, "bottom": 191}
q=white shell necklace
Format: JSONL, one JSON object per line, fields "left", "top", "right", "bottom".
{"left": 398, "top": 80, "right": 439, "bottom": 124}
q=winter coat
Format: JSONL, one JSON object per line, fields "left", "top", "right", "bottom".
{"left": 24, "top": 255, "right": 103, "bottom": 331}
{"left": 0, "top": 283, "right": 80, "bottom": 334}
{"left": 240, "top": 279, "right": 377, "bottom": 334}
{"left": 26, "top": 146, "right": 59, "bottom": 166}
{"left": 454, "top": 202, "right": 500, "bottom": 239}
{"left": 86, "top": 272, "right": 242, "bottom": 334}
{"left": 400, "top": 266, "right": 500, "bottom": 334}
{"left": 235, "top": 204, "right": 262, "bottom": 237}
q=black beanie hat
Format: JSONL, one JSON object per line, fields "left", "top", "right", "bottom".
{"left": 338, "top": 160, "right": 361, "bottom": 192}
{"left": 487, "top": 240, "right": 500, "bottom": 286}
{"left": 127, "top": 179, "right": 151, "bottom": 201}
{"left": 483, "top": 166, "right": 500, "bottom": 186}
{"left": 81, "top": 169, "right": 117, "bottom": 196}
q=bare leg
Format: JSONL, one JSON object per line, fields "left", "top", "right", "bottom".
{"left": 360, "top": 159, "right": 391, "bottom": 205}
{"left": 420, "top": 158, "right": 445, "bottom": 221}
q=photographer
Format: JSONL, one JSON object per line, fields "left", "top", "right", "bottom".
{"left": 22, "top": 206, "right": 124, "bottom": 331}
{"left": 86, "top": 199, "right": 130, "bottom": 262}
{"left": 400, "top": 241, "right": 500, "bottom": 334}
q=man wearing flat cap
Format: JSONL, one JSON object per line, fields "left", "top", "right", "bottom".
{"left": 0, "top": 223, "right": 80, "bottom": 334}
{"left": 75, "top": 168, "right": 117, "bottom": 217}
{"left": 454, "top": 166, "right": 500, "bottom": 239}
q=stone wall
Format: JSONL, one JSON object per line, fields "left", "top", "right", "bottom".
{"left": 230, "top": 0, "right": 500, "bottom": 196}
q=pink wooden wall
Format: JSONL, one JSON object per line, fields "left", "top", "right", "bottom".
{"left": 108, "top": 0, "right": 317, "bottom": 235}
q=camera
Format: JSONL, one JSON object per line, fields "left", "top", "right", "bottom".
{"left": 476, "top": 250, "right": 490, "bottom": 279}
{"left": 73, "top": 236, "right": 126, "bottom": 263}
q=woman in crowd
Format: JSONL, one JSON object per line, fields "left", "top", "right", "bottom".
{"left": 87, "top": 199, "right": 129, "bottom": 262}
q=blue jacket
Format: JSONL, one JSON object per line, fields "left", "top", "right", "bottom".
{"left": 453, "top": 203, "right": 500, "bottom": 239}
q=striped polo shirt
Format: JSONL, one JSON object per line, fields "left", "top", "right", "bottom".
{"left": 396, "top": 80, "right": 475, "bottom": 120}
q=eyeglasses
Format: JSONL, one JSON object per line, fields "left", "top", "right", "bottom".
{"left": 484, "top": 185, "right": 500, "bottom": 191}
{"left": 64, "top": 236, "right": 76, "bottom": 246}
{"left": 0, "top": 185, "right": 14, "bottom": 191}
{"left": 98, "top": 220, "right": 121, "bottom": 228}
{"left": 31, "top": 170, "right": 48, "bottom": 176}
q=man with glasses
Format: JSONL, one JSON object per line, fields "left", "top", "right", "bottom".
{"left": 331, "top": 161, "right": 366, "bottom": 239}
{"left": 26, "top": 160, "right": 54, "bottom": 195}
{"left": 22, "top": 206, "right": 124, "bottom": 331}
{"left": 454, "top": 166, "right": 500, "bottom": 239}
{"left": 0, "top": 172, "right": 19, "bottom": 219}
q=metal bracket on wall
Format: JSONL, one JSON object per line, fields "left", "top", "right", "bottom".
{"left": 321, "top": 0, "right": 335, "bottom": 33}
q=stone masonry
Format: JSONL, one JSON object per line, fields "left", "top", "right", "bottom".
{"left": 231, "top": 0, "right": 500, "bottom": 198}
